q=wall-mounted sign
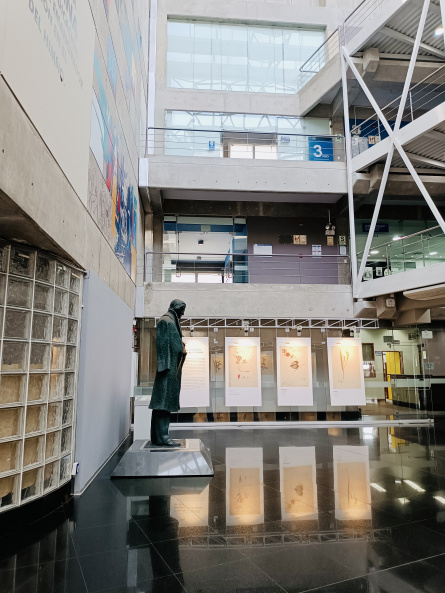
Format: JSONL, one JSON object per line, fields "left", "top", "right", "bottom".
{"left": 276, "top": 338, "right": 313, "bottom": 406}
{"left": 180, "top": 337, "right": 210, "bottom": 408}
{"left": 312, "top": 245, "right": 322, "bottom": 256}
{"left": 362, "top": 223, "right": 389, "bottom": 232}
{"left": 308, "top": 137, "right": 334, "bottom": 162}
{"left": 253, "top": 244, "right": 272, "bottom": 256}
{"left": 327, "top": 338, "right": 366, "bottom": 406}
{"left": 327, "top": 236, "right": 334, "bottom": 246}
{"left": 339, "top": 236, "right": 347, "bottom": 246}
{"left": 293, "top": 235, "right": 307, "bottom": 245}
{"left": 225, "top": 337, "right": 261, "bottom": 406}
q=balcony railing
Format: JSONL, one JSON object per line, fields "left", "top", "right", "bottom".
{"left": 145, "top": 128, "right": 346, "bottom": 163}
{"left": 145, "top": 251, "right": 351, "bottom": 285}
{"left": 357, "top": 225, "right": 445, "bottom": 280}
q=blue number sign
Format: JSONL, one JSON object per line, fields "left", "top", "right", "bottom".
{"left": 308, "top": 137, "right": 334, "bottom": 162}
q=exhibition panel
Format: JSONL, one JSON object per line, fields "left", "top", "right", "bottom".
{"left": 137, "top": 318, "right": 433, "bottom": 422}
{"left": 0, "top": 242, "right": 83, "bottom": 513}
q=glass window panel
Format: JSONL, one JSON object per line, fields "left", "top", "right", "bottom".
{"left": 255, "top": 145, "right": 278, "bottom": 160}
{"left": 9, "top": 247, "right": 34, "bottom": 278}
{"left": 54, "top": 289, "right": 68, "bottom": 316}
{"left": 50, "top": 374, "right": 65, "bottom": 400}
{"left": 21, "top": 468, "right": 41, "bottom": 500}
{"left": 32, "top": 312, "right": 52, "bottom": 341}
{"left": 28, "top": 374, "right": 49, "bottom": 402}
{"left": 68, "top": 294, "right": 79, "bottom": 317}
{"left": 4, "top": 309, "right": 31, "bottom": 339}
{"left": 45, "top": 431, "right": 61, "bottom": 460}
{"left": 229, "top": 145, "right": 253, "bottom": 159}
{"left": 35, "top": 255, "right": 55, "bottom": 284}
{"left": 55, "top": 263, "right": 69, "bottom": 288}
{"left": 60, "top": 454, "right": 72, "bottom": 482}
{"left": 69, "top": 271, "right": 81, "bottom": 293}
{"left": 0, "top": 408, "right": 21, "bottom": 439}
{"left": 53, "top": 316, "right": 68, "bottom": 343}
{"left": 7, "top": 277, "right": 33, "bottom": 308}
{"left": 0, "top": 274, "right": 5, "bottom": 305}
{"left": 0, "top": 441, "right": 20, "bottom": 473}
{"left": 211, "top": 23, "right": 222, "bottom": 91}
{"left": 64, "top": 373, "right": 75, "bottom": 398}
{"left": 194, "top": 23, "right": 213, "bottom": 90}
{"left": 44, "top": 462, "right": 59, "bottom": 491}
{"left": 25, "top": 405, "right": 45, "bottom": 434}
{"left": 61, "top": 427, "right": 72, "bottom": 454}
{"left": 0, "top": 475, "right": 16, "bottom": 508}
{"left": 1, "top": 341, "right": 28, "bottom": 372}
{"left": 283, "top": 29, "right": 301, "bottom": 93}
{"left": 0, "top": 375, "right": 26, "bottom": 405}
{"left": 65, "top": 347, "right": 76, "bottom": 370}
{"left": 47, "top": 403, "right": 61, "bottom": 430}
{"left": 248, "top": 27, "right": 277, "bottom": 93}
{"left": 67, "top": 320, "right": 78, "bottom": 344}
{"left": 51, "top": 345, "right": 66, "bottom": 370}
{"left": 34, "top": 283, "right": 54, "bottom": 312}
{"left": 221, "top": 24, "right": 248, "bottom": 92}
{"left": 30, "top": 343, "right": 51, "bottom": 371}
{"left": 167, "top": 21, "right": 195, "bottom": 89}
{"left": 23, "top": 436, "right": 43, "bottom": 467}
{"left": 62, "top": 400, "right": 73, "bottom": 426}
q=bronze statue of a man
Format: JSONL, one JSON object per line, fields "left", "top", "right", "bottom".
{"left": 149, "top": 299, "right": 187, "bottom": 446}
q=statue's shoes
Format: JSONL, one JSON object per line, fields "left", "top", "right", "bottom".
{"left": 157, "top": 439, "right": 181, "bottom": 447}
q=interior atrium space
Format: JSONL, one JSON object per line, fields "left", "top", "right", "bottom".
{"left": 2, "top": 0, "right": 445, "bottom": 591}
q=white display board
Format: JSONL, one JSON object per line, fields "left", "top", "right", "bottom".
{"left": 0, "top": 0, "right": 95, "bottom": 202}
{"left": 276, "top": 338, "right": 313, "bottom": 406}
{"left": 180, "top": 337, "right": 210, "bottom": 408}
{"left": 226, "top": 448, "right": 264, "bottom": 526}
{"left": 225, "top": 337, "right": 261, "bottom": 407}
{"left": 170, "top": 485, "right": 209, "bottom": 527}
{"left": 280, "top": 447, "right": 318, "bottom": 521}
{"left": 333, "top": 446, "right": 371, "bottom": 521}
{"left": 327, "top": 338, "right": 366, "bottom": 406}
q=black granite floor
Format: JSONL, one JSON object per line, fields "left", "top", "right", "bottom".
{"left": 2, "top": 421, "right": 445, "bottom": 592}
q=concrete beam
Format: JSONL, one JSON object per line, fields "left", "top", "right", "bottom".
{"left": 405, "top": 151, "right": 445, "bottom": 170}
{"left": 394, "top": 308, "right": 431, "bottom": 326}
{"left": 370, "top": 164, "right": 385, "bottom": 191}
{"left": 363, "top": 48, "right": 380, "bottom": 79}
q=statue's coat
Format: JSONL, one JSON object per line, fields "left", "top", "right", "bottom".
{"left": 149, "top": 309, "right": 186, "bottom": 412}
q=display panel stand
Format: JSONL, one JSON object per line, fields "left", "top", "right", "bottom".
{"left": 111, "top": 439, "right": 214, "bottom": 478}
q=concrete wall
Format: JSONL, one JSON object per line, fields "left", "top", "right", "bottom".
{"left": 144, "top": 282, "right": 354, "bottom": 318}
{"left": 74, "top": 271, "right": 134, "bottom": 493}
{"left": 147, "top": 156, "right": 347, "bottom": 195}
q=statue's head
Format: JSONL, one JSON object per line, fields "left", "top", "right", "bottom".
{"left": 169, "top": 299, "right": 186, "bottom": 319}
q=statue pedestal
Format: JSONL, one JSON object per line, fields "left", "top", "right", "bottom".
{"left": 111, "top": 439, "right": 213, "bottom": 479}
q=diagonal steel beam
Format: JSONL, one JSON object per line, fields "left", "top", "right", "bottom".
{"left": 382, "top": 27, "right": 445, "bottom": 59}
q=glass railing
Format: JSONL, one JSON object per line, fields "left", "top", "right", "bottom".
{"left": 357, "top": 225, "right": 445, "bottom": 280}
{"left": 145, "top": 251, "right": 351, "bottom": 285}
{"left": 145, "top": 128, "right": 346, "bottom": 162}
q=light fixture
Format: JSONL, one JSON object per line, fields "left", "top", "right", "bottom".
{"left": 190, "top": 326, "right": 194, "bottom": 336}
{"left": 435, "top": 26, "right": 444, "bottom": 36}
{"left": 397, "top": 497, "right": 410, "bottom": 504}
{"left": 393, "top": 236, "right": 401, "bottom": 241}
{"left": 404, "top": 480, "right": 425, "bottom": 493}
{"left": 370, "top": 250, "right": 379, "bottom": 255}
{"left": 434, "top": 496, "right": 445, "bottom": 504}
{"left": 371, "top": 483, "right": 387, "bottom": 493}
{"left": 430, "top": 251, "right": 438, "bottom": 256}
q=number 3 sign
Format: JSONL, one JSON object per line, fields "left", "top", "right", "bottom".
{"left": 308, "top": 137, "right": 334, "bottom": 162}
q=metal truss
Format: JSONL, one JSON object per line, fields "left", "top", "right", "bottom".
{"left": 154, "top": 317, "right": 380, "bottom": 329}
{"left": 342, "top": 0, "right": 445, "bottom": 298}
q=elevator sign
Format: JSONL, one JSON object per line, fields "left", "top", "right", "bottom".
{"left": 308, "top": 137, "right": 334, "bottom": 162}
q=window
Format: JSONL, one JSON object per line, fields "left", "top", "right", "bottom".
{"left": 362, "top": 343, "right": 376, "bottom": 378}
{"left": 167, "top": 21, "right": 325, "bottom": 94}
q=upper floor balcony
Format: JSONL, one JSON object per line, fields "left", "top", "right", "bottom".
{"left": 141, "top": 127, "right": 347, "bottom": 197}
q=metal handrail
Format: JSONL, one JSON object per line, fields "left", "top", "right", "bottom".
{"left": 147, "top": 126, "right": 343, "bottom": 140}
{"left": 357, "top": 225, "right": 442, "bottom": 255}
{"left": 299, "top": 29, "right": 339, "bottom": 75}
{"left": 150, "top": 251, "right": 349, "bottom": 258}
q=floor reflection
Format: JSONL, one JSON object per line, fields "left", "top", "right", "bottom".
{"left": 1, "top": 423, "right": 445, "bottom": 592}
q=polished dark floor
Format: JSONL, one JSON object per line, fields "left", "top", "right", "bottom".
{"left": 2, "top": 422, "right": 445, "bottom": 592}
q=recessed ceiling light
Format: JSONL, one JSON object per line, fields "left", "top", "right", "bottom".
{"left": 370, "top": 250, "right": 379, "bottom": 254}
{"left": 393, "top": 236, "right": 401, "bottom": 241}
{"left": 435, "top": 27, "right": 444, "bottom": 36}
{"left": 430, "top": 251, "right": 438, "bottom": 255}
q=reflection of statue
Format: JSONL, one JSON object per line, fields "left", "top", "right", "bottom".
{"left": 149, "top": 299, "right": 187, "bottom": 446}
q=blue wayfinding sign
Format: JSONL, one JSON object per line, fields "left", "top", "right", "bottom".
{"left": 308, "top": 137, "right": 334, "bottom": 162}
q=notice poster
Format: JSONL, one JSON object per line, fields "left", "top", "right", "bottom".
{"left": 327, "top": 338, "right": 366, "bottom": 406}
{"left": 226, "top": 448, "right": 264, "bottom": 526}
{"left": 225, "top": 337, "right": 261, "bottom": 406}
{"left": 210, "top": 354, "right": 224, "bottom": 382}
{"left": 280, "top": 447, "right": 318, "bottom": 521}
{"left": 170, "top": 485, "right": 209, "bottom": 527}
{"left": 276, "top": 338, "right": 313, "bottom": 406}
{"left": 179, "top": 337, "right": 210, "bottom": 408}
{"left": 333, "top": 446, "right": 371, "bottom": 521}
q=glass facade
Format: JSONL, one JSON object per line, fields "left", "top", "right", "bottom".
{"left": 167, "top": 21, "right": 325, "bottom": 93}
{"left": 0, "top": 242, "right": 82, "bottom": 512}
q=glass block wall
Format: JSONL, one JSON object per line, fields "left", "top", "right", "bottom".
{"left": 0, "top": 241, "right": 83, "bottom": 513}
